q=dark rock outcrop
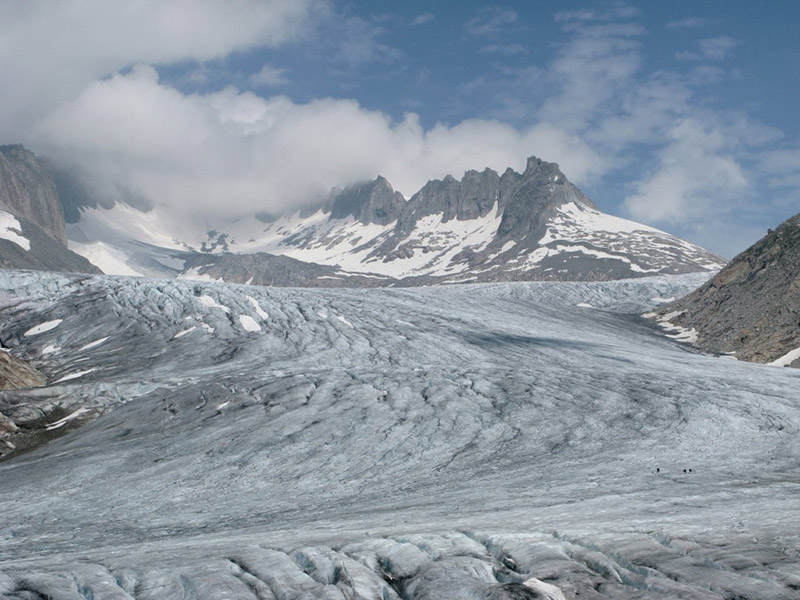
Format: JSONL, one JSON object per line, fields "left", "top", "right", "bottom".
{"left": 0, "top": 351, "right": 46, "bottom": 391}
{"left": 0, "top": 145, "right": 67, "bottom": 244}
{"left": 656, "top": 213, "right": 800, "bottom": 366}
{"left": 495, "top": 156, "right": 596, "bottom": 245}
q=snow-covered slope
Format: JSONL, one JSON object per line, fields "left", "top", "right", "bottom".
{"left": 0, "top": 270, "right": 798, "bottom": 599}
{"left": 66, "top": 157, "right": 725, "bottom": 285}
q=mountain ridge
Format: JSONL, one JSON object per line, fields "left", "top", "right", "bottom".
{"left": 0, "top": 143, "right": 726, "bottom": 285}
{"left": 66, "top": 154, "right": 725, "bottom": 284}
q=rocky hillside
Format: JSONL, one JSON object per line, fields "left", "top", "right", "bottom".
{"left": 0, "top": 146, "right": 102, "bottom": 274}
{"left": 0, "top": 145, "right": 67, "bottom": 244}
{"left": 1, "top": 210, "right": 101, "bottom": 273}
{"left": 0, "top": 351, "right": 46, "bottom": 391}
{"left": 653, "top": 213, "right": 800, "bottom": 367}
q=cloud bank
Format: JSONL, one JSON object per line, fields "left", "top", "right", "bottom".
{"left": 1, "top": 1, "right": 797, "bottom": 256}
{"left": 33, "top": 65, "right": 601, "bottom": 220}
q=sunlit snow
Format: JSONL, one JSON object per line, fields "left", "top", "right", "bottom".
{"left": 23, "top": 319, "right": 62, "bottom": 336}
{"left": 0, "top": 210, "right": 30, "bottom": 251}
{"left": 238, "top": 314, "right": 261, "bottom": 332}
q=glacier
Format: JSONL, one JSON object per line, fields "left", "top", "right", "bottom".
{"left": 0, "top": 270, "right": 799, "bottom": 599}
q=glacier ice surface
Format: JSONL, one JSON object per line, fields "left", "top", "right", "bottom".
{"left": 0, "top": 270, "right": 798, "bottom": 599}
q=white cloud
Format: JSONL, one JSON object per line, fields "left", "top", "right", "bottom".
{"left": 479, "top": 43, "right": 527, "bottom": 56}
{"left": 759, "top": 149, "right": 800, "bottom": 189}
{"left": 538, "top": 23, "right": 645, "bottom": 133}
{"left": 2, "top": 0, "right": 794, "bottom": 260}
{"left": 0, "top": 0, "right": 319, "bottom": 140}
{"left": 32, "top": 67, "right": 604, "bottom": 223}
{"left": 465, "top": 8, "right": 518, "bottom": 37}
{"left": 249, "top": 64, "right": 289, "bottom": 87}
{"left": 322, "top": 14, "right": 402, "bottom": 65}
{"left": 411, "top": 13, "right": 435, "bottom": 26}
{"left": 665, "top": 17, "right": 712, "bottom": 29}
{"left": 623, "top": 119, "right": 748, "bottom": 223}
{"left": 555, "top": 4, "right": 640, "bottom": 23}
{"left": 676, "top": 36, "right": 739, "bottom": 61}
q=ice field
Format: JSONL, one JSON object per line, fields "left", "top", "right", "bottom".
{"left": 0, "top": 270, "right": 798, "bottom": 599}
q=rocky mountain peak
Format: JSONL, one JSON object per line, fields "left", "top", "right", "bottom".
{"left": 329, "top": 176, "right": 406, "bottom": 225}
{"left": 495, "top": 156, "right": 596, "bottom": 243}
{"left": 0, "top": 144, "right": 68, "bottom": 245}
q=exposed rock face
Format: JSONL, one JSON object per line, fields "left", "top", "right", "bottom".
{"left": 0, "top": 351, "right": 46, "bottom": 391}
{"left": 330, "top": 176, "right": 405, "bottom": 225}
{"left": 0, "top": 350, "right": 47, "bottom": 459}
{"left": 0, "top": 145, "right": 67, "bottom": 245}
{"left": 0, "top": 211, "right": 102, "bottom": 274}
{"left": 656, "top": 213, "right": 800, "bottom": 367}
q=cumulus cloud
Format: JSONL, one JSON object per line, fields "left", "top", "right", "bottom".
{"left": 623, "top": 119, "right": 748, "bottom": 223}
{"left": 32, "top": 66, "right": 604, "bottom": 222}
{"left": 0, "top": 0, "right": 319, "bottom": 140}
{"left": 2, "top": 0, "right": 795, "bottom": 259}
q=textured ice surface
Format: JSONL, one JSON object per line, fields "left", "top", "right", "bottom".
{"left": 0, "top": 270, "right": 799, "bottom": 599}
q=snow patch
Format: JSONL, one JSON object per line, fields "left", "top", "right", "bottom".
{"left": 522, "top": 578, "right": 566, "bottom": 600}
{"left": 179, "top": 266, "right": 222, "bottom": 282}
{"left": 24, "top": 319, "right": 63, "bottom": 337}
{"left": 335, "top": 314, "right": 354, "bottom": 328}
{"left": 78, "top": 337, "right": 109, "bottom": 351}
{"left": 238, "top": 314, "right": 261, "bottom": 332}
{"left": 42, "top": 344, "right": 59, "bottom": 355}
{"left": 645, "top": 310, "right": 698, "bottom": 344}
{"left": 45, "top": 408, "right": 91, "bottom": 431}
{"left": 0, "top": 211, "right": 31, "bottom": 250}
{"left": 52, "top": 369, "right": 96, "bottom": 384}
{"left": 173, "top": 327, "right": 197, "bottom": 339}
{"left": 68, "top": 240, "right": 142, "bottom": 276}
{"left": 768, "top": 346, "right": 800, "bottom": 367}
{"left": 246, "top": 296, "right": 269, "bottom": 319}
{"left": 198, "top": 295, "right": 230, "bottom": 313}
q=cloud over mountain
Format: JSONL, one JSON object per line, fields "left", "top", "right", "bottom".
{"left": 0, "top": 1, "right": 797, "bottom": 256}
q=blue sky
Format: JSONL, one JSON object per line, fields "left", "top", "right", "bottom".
{"left": 1, "top": 1, "right": 798, "bottom": 257}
